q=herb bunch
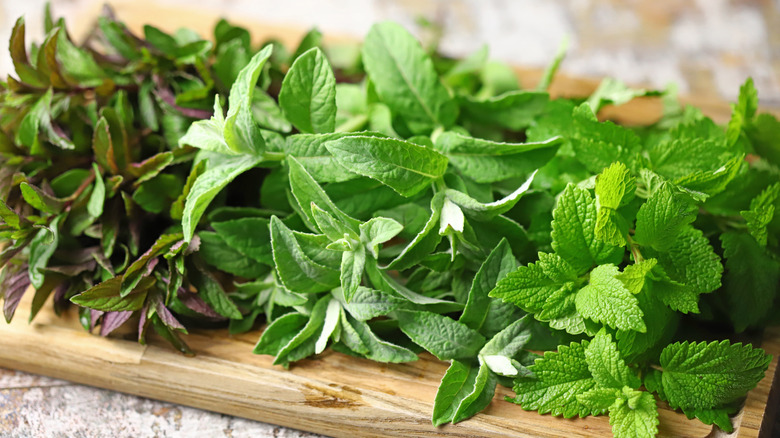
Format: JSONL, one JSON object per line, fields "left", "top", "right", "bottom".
{"left": 2, "top": 7, "right": 779, "bottom": 437}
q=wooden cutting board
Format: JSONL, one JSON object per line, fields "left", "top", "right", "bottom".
{"left": 1, "top": 293, "right": 778, "bottom": 437}
{"left": 1, "top": 2, "right": 778, "bottom": 436}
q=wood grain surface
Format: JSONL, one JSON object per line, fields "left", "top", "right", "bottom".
{"left": 0, "top": 292, "right": 777, "bottom": 438}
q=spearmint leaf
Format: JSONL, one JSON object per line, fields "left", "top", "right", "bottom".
{"left": 660, "top": 340, "right": 771, "bottom": 410}
{"left": 198, "top": 231, "right": 268, "bottom": 278}
{"left": 608, "top": 389, "right": 659, "bottom": 438}
{"left": 439, "top": 198, "right": 464, "bottom": 235}
{"left": 594, "top": 162, "right": 634, "bottom": 246}
{"left": 274, "top": 295, "right": 330, "bottom": 365}
{"left": 433, "top": 132, "right": 559, "bottom": 184}
{"left": 341, "top": 313, "right": 418, "bottom": 363}
{"left": 70, "top": 276, "right": 150, "bottom": 312}
{"left": 254, "top": 312, "right": 308, "bottom": 356}
{"left": 223, "top": 45, "right": 273, "bottom": 155}
{"left": 279, "top": 47, "right": 337, "bottom": 134}
{"left": 252, "top": 89, "right": 292, "bottom": 132}
{"left": 397, "top": 310, "right": 486, "bottom": 360}
{"left": 575, "top": 264, "right": 645, "bottom": 332}
{"left": 432, "top": 360, "right": 496, "bottom": 426}
{"left": 460, "top": 239, "right": 518, "bottom": 332}
{"left": 179, "top": 97, "right": 233, "bottom": 155}
{"left": 211, "top": 218, "right": 273, "bottom": 265}
{"left": 384, "top": 192, "right": 444, "bottom": 270}
{"left": 633, "top": 182, "right": 698, "bottom": 251}
{"left": 361, "top": 22, "right": 456, "bottom": 134}
{"left": 457, "top": 91, "right": 549, "bottom": 131}
{"left": 171, "top": 160, "right": 207, "bottom": 220}
{"left": 359, "top": 216, "right": 403, "bottom": 257}
{"left": 479, "top": 317, "right": 533, "bottom": 376}
{"left": 570, "top": 104, "right": 641, "bottom": 173}
{"left": 284, "top": 132, "right": 383, "bottom": 183}
{"left": 28, "top": 215, "right": 61, "bottom": 288}
{"left": 287, "top": 156, "right": 361, "bottom": 233}
{"left": 340, "top": 247, "right": 366, "bottom": 301}
{"left": 720, "top": 232, "right": 779, "bottom": 332}
{"left": 182, "top": 155, "right": 263, "bottom": 242}
{"left": 315, "top": 298, "right": 341, "bottom": 354}
{"left": 270, "top": 216, "right": 340, "bottom": 293}
{"left": 324, "top": 135, "right": 448, "bottom": 197}
{"left": 740, "top": 182, "right": 779, "bottom": 247}
{"left": 336, "top": 286, "right": 405, "bottom": 321}
{"left": 310, "top": 205, "right": 354, "bottom": 246}
{"left": 647, "top": 226, "right": 723, "bottom": 313}
{"left": 444, "top": 171, "right": 536, "bottom": 221}
{"left": 551, "top": 184, "right": 623, "bottom": 274}
{"left": 584, "top": 329, "right": 640, "bottom": 389}
{"left": 510, "top": 341, "right": 599, "bottom": 418}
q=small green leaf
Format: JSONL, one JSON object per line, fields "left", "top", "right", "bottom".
{"left": 270, "top": 216, "right": 340, "bottom": 294}
{"left": 182, "top": 155, "right": 264, "bottom": 242}
{"left": 432, "top": 360, "right": 496, "bottom": 426}
{"left": 362, "top": 22, "right": 457, "bottom": 134}
{"left": 434, "top": 132, "right": 559, "bottom": 183}
{"left": 444, "top": 172, "right": 536, "bottom": 221}
{"left": 397, "top": 310, "right": 486, "bottom": 360}
{"left": 71, "top": 276, "right": 150, "bottom": 312}
{"left": 211, "top": 218, "right": 273, "bottom": 266}
{"left": 460, "top": 239, "right": 518, "bottom": 332}
{"left": 279, "top": 47, "right": 337, "bottom": 134}
{"left": 340, "top": 247, "right": 366, "bottom": 301}
{"left": 87, "top": 164, "right": 106, "bottom": 218}
{"left": 223, "top": 45, "right": 274, "bottom": 155}
{"left": 324, "top": 135, "right": 448, "bottom": 197}
{"left": 21, "top": 182, "right": 64, "bottom": 214}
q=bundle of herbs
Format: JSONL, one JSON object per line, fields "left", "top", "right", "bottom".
{"left": 1, "top": 7, "right": 778, "bottom": 438}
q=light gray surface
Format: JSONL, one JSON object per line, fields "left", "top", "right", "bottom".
{"left": 0, "top": 367, "right": 323, "bottom": 437}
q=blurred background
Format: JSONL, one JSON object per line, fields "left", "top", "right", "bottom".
{"left": 1, "top": 0, "right": 778, "bottom": 106}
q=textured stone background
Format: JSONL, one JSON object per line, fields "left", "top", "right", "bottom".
{"left": 0, "top": 1, "right": 778, "bottom": 437}
{"left": 0, "top": 367, "right": 321, "bottom": 437}
{"left": 1, "top": 0, "right": 778, "bottom": 104}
